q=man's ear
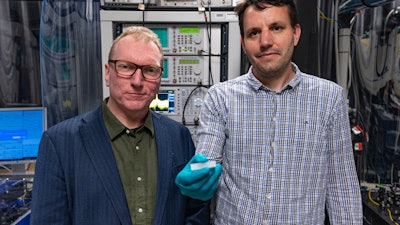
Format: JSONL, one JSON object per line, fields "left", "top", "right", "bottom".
{"left": 105, "top": 63, "right": 110, "bottom": 87}
{"left": 293, "top": 24, "right": 301, "bottom": 47}
{"left": 240, "top": 37, "right": 247, "bottom": 55}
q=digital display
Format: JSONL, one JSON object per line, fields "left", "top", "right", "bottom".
{"left": 151, "top": 28, "right": 169, "bottom": 48}
{"left": 179, "top": 27, "right": 200, "bottom": 33}
{"left": 179, "top": 59, "right": 200, "bottom": 64}
{"left": 150, "top": 90, "right": 175, "bottom": 113}
{"left": 162, "top": 59, "right": 168, "bottom": 79}
{"left": 0, "top": 107, "right": 46, "bottom": 161}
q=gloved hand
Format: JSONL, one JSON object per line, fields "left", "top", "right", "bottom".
{"left": 175, "top": 154, "right": 222, "bottom": 201}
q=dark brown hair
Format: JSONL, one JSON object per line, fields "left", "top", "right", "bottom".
{"left": 234, "top": 0, "right": 299, "bottom": 37}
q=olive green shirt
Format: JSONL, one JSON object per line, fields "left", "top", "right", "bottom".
{"left": 102, "top": 100, "right": 158, "bottom": 225}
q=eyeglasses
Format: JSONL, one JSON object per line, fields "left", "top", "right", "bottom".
{"left": 108, "top": 60, "right": 163, "bottom": 80}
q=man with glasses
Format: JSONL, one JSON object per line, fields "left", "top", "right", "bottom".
{"left": 31, "top": 26, "right": 210, "bottom": 225}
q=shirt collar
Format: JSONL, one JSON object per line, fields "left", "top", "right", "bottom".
{"left": 247, "top": 62, "right": 302, "bottom": 93}
{"left": 102, "top": 98, "right": 155, "bottom": 141}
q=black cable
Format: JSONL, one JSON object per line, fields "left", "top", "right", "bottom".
{"left": 375, "top": 10, "right": 397, "bottom": 77}
{"left": 360, "top": 0, "right": 375, "bottom": 8}
{"left": 207, "top": 2, "right": 213, "bottom": 85}
{"left": 201, "top": 2, "right": 214, "bottom": 86}
{"left": 375, "top": 38, "right": 389, "bottom": 77}
{"left": 140, "top": 0, "right": 145, "bottom": 27}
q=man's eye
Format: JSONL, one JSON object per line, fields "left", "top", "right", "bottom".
{"left": 145, "top": 67, "right": 157, "bottom": 73}
{"left": 119, "top": 63, "right": 133, "bottom": 70}
{"left": 247, "top": 31, "right": 259, "bottom": 38}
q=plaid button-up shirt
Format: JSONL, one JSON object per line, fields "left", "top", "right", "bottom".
{"left": 197, "top": 63, "right": 363, "bottom": 225}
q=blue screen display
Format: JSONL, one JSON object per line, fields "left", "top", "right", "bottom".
{"left": 0, "top": 108, "right": 46, "bottom": 161}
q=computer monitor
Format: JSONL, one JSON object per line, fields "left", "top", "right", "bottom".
{"left": 0, "top": 107, "right": 47, "bottom": 176}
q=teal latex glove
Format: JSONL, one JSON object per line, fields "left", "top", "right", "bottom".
{"left": 175, "top": 154, "right": 222, "bottom": 201}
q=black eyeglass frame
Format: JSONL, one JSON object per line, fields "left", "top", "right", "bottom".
{"left": 108, "top": 59, "right": 163, "bottom": 80}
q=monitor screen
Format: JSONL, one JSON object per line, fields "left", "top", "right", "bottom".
{"left": 150, "top": 27, "right": 168, "bottom": 48}
{"left": 150, "top": 90, "right": 175, "bottom": 113}
{"left": 0, "top": 107, "right": 47, "bottom": 162}
{"left": 161, "top": 58, "right": 168, "bottom": 79}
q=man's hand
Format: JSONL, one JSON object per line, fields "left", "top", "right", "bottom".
{"left": 175, "top": 154, "right": 222, "bottom": 201}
